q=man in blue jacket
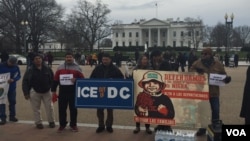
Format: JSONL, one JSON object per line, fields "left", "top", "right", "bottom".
{"left": 0, "top": 56, "right": 21, "bottom": 125}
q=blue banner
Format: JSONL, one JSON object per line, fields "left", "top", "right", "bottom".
{"left": 75, "top": 79, "right": 134, "bottom": 109}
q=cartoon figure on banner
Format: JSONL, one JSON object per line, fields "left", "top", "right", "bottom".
{"left": 135, "top": 71, "right": 175, "bottom": 119}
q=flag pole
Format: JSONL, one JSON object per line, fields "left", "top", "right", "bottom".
{"left": 155, "top": 2, "right": 158, "bottom": 18}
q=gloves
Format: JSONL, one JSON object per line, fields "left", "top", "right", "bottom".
{"left": 196, "top": 68, "right": 204, "bottom": 74}
{"left": 223, "top": 76, "right": 231, "bottom": 84}
{"left": 24, "top": 95, "right": 30, "bottom": 100}
{"left": 52, "top": 92, "right": 58, "bottom": 103}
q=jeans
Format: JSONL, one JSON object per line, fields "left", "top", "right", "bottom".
{"left": 0, "top": 90, "right": 16, "bottom": 120}
{"left": 209, "top": 97, "right": 220, "bottom": 121}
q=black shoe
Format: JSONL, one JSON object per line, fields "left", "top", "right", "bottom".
{"left": 133, "top": 127, "right": 140, "bottom": 134}
{"left": 0, "top": 119, "right": 6, "bottom": 125}
{"left": 106, "top": 127, "right": 113, "bottom": 133}
{"left": 146, "top": 128, "right": 152, "bottom": 134}
{"left": 196, "top": 128, "right": 206, "bottom": 136}
{"left": 9, "top": 117, "right": 18, "bottom": 122}
{"left": 36, "top": 124, "right": 44, "bottom": 129}
{"left": 49, "top": 122, "right": 55, "bottom": 128}
{"left": 96, "top": 127, "right": 105, "bottom": 133}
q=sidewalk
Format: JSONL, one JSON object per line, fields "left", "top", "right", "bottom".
{"left": 0, "top": 121, "right": 206, "bottom": 141}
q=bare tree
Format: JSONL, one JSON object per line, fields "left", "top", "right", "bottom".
{"left": 0, "top": 0, "right": 63, "bottom": 53}
{"left": 25, "top": 0, "right": 64, "bottom": 52}
{"left": 69, "top": 0, "right": 111, "bottom": 52}
{"left": 0, "top": 0, "right": 24, "bottom": 53}
{"left": 203, "top": 25, "right": 214, "bottom": 47}
{"left": 210, "top": 23, "right": 227, "bottom": 47}
{"left": 234, "top": 26, "right": 250, "bottom": 47}
{"left": 184, "top": 17, "right": 204, "bottom": 50}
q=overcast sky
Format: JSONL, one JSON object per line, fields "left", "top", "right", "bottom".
{"left": 56, "top": 0, "right": 249, "bottom": 27}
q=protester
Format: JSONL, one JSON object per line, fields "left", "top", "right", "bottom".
{"left": 0, "top": 50, "right": 9, "bottom": 63}
{"left": 51, "top": 52, "right": 84, "bottom": 133}
{"left": 149, "top": 49, "right": 174, "bottom": 132}
{"left": 97, "top": 50, "right": 104, "bottom": 65}
{"left": 187, "top": 50, "right": 198, "bottom": 71}
{"left": 22, "top": 53, "right": 55, "bottom": 129}
{"left": 240, "top": 66, "right": 250, "bottom": 124}
{"left": 114, "top": 51, "right": 123, "bottom": 67}
{"left": 134, "top": 49, "right": 140, "bottom": 63}
{"left": 46, "top": 51, "right": 54, "bottom": 68}
{"left": 90, "top": 53, "right": 124, "bottom": 133}
{"left": 189, "top": 47, "right": 231, "bottom": 136}
{"left": 0, "top": 57, "right": 21, "bottom": 125}
{"left": 132, "top": 54, "right": 153, "bottom": 134}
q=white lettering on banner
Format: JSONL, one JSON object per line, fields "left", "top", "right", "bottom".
{"left": 77, "top": 87, "right": 98, "bottom": 98}
{"left": 77, "top": 87, "right": 131, "bottom": 99}
{"left": 226, "top": 129, "right": 246, "bottom": 136}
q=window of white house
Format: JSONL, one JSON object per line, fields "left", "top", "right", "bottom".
{"left": 136, "top": 41, "right": 139, "bottom": 46}
{"left": 129, "top": 42, "right": 132, "bottom": 46}
{"left": 196, "top": 31, "right": 199, "bottom": 36}
{"left": 136, "top": 32, "right": 139, "bottom": 37}
{"left": 162, "top": 31, "right": 166, "bottom": 37}
{"left": 163, "top": 41, "right": 165, "bottom": 47}
{"left": 173, "top": 41, "right": 176, "bottom": 47}
{"left": 181, "top": 31, "right": 184, "bottom": 37}
{"left": 122, "top": 42, "right": 125, "bottom": 46}
{"left": 188, "top": 41, "right": 191, "bottom": 47}
{"left": 116, "top": 33, "right": 118, "bottom": 37}
{"left": 180, "top": 41, "right": 183, "bottom": 47}
{"left": 173, "top": 31, "right": 176, "bottom": 37}
{"left": 116, "top": 42, "right": 118, "bottom": 46}
{"left": 122, "top": 32, "right": 125, "bottom": 37}
{"left": 129, "top": 32, "right": 132, "bottom": 37}
{"left": 146, "top": 32, "right": 148, "bottom": 37}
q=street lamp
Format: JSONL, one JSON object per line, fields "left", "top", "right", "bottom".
{"left": 21, "top": 20, "right": 28, "bottom": 53}
{"left": 224, "top": 13, "right": 234, "bottom": 53}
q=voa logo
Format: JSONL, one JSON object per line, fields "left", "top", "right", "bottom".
{"left": 226, "top": 129, "right": 246, "bottom": 136}
{"left": 77, "top": 86, "right": 131, "bottom": 99}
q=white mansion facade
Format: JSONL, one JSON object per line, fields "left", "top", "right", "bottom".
{"left": 111, "top": 18, "right": 203, "bottom": 49}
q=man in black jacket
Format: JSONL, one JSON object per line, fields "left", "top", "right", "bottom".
{"left": 90, "top": 53, "right": 124, "bottom": 133}
{"left": 22, "top": 53, "right": 55, "bottom": 129}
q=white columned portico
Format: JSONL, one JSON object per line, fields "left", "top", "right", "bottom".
{"left": 157, "top": 28, "right": 160, "bottom": 46}
{"left": 148, "top": 28, "right": 151, "bottom": 47}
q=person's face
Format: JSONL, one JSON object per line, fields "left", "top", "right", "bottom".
{"left": 153, "top": 55, "right": 162, "bottom": 63}
{"left": 102, "top": 57, "right": 111, "bottom": 66}
{"left": 65, "top": 55, "right": 74, "bottom": 64}
{"left": 33, "top": 56, "right": 42, "bottom": 66}
{"left": 201, "top": 52, "right": 211, "bottom": 60}
{"left": 141, "top": 56, "right": 149, "bottom": 66}
{"left": 144, "top": 81, "right": 161, "bottom": 93}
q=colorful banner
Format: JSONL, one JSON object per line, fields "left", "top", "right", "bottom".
{"left": 0, "top": 73, "right": 10, "bottom": 104}
{"left": 75, "top": 79, "right": 134, "bottom": 109}
{"left": 133, "top": 70, "right": 210, "bottom": 128}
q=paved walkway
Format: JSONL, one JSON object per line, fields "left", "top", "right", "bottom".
{"left": 0, "top": 120, "right": 207, "bottom": 141}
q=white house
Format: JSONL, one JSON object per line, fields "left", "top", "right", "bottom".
{"left": 111, "top": 18, "right": 203, "bottom": 49}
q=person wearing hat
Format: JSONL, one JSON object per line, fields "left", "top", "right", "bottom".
{"left": 189, "top": 47, "right": 231, "bottom": 136}
{"left": 90, "top": 52, "right": 124, "bottom": 133}
{"left": 22, "top": 53, "right": 56, "bottom": 129}
{"left": 0, "top": 56, "right": 21, "bottom": 125}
